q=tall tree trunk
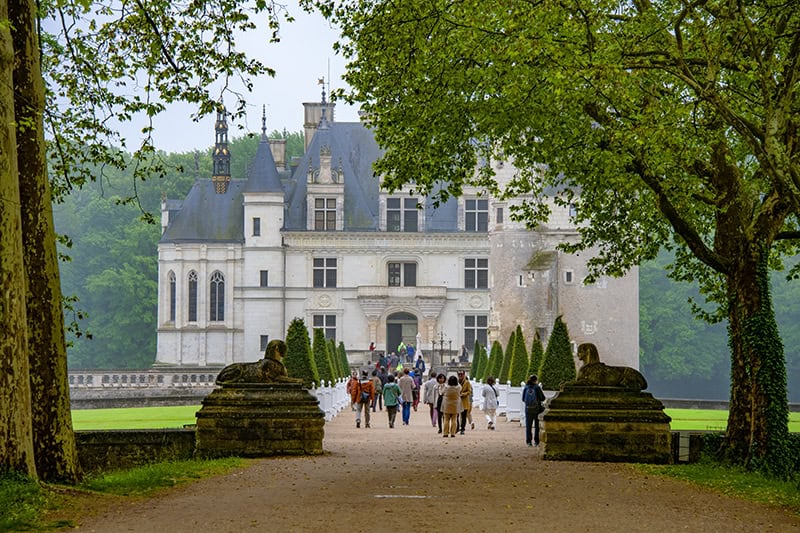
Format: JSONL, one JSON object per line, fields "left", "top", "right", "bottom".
{"left": 723, "top": 246, "right": 791, "bottom": 478}
{"left": 0, "top": 0, "right": 36, "bottom": 478}
{"left": 10, "top": 0, "right": 80, "bottom": 483}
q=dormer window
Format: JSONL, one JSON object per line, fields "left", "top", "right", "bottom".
{"left": 387, "top": 197, "right": 419, "bottom": 232}
{"left": 314, "top": 198, "right": 337, "bottom": 230}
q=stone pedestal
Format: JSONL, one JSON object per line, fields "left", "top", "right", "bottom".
{"left": 195, "top": 383, "right": 325, "bottom": 458}
{"left": 542, "top": 385, "right": 672, "bottom": 464}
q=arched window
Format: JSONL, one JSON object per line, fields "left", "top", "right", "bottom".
{"left": 188, "top": 271, "right": 198, "bottom": 322}
{"left": 168, "top": 271, "right": 176, "bottom": 322}
{"left": 210, "top": 271, "right": 225, "bottom": 321}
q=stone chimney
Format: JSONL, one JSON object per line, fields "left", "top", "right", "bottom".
{"left": 303, "top": 101, "right": 335, "bottom": 151}
{"left": 269, "top": 139, "right": 287, "bottom": 171}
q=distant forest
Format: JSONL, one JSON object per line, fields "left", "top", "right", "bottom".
{"left": 54, "top": 133, "right": 800, "bottom": 402}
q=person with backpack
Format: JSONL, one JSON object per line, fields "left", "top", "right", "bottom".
{"left": 523, "top": 374, "right": 546, "bottom": 446}
{"left": 351, "top": 370, "right": 375, "bottom": 428}
{"left": 481, "top": 376, "right": 499, "bottom": 430}
{"left": 381, "top": 374, "right": 402, "bottom": 428}
{"left": 370, "top": 369, "right": 383, "bottom": 412}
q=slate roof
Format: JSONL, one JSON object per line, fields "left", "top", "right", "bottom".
{"left": 161, "top": 118, "right": 461, "bottom": 243}
{"left": 160, "top": 180, "right": 246, "bottom": 243}
{"left": 243, "top": 135, "right": 284, "bottom": 193}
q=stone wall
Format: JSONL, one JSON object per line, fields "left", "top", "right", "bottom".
{"left": 75, "top": 429, "right": 196, "bottom": 473}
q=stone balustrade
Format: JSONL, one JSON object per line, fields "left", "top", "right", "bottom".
{"left": 68, "top": 368, "right": 222, "bottom": 389}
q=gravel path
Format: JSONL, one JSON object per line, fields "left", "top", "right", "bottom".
{"left": 70, "top": 405, "right": 800, "bottom": 532}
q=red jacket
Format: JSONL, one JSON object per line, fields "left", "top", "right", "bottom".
{"left": 351, "top": 378, "right": 375, "bottom": 403}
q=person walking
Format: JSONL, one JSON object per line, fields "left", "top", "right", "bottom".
{"left": 370, "top": 369, "right": 383, "bottom": 412}
{"left": 421, "top": 370, "right": 438, "bottom": 427}
{"left": 411, "top": 369, "right": 422, "bottom": 411}
{"left": 441, "top": 375, "right": 462, "bottom": 438}
{"left": 397, "top": 367, "right": 415, "bottom": 425}
{"left": 523, "top": 374, "right": 546, "bottom": 446}
{"left": 481, "top": 376, "right": 499, "bottom": 430}
{"left": 433, "top": 373, "right": 447, "bottom": 433}
{"left": 456, "top": 370, "right": 473, "bottom": 434}
{"left": 382, "top": 374, "right": 402, "bottom": 428}
{"left": 351, "top": 370, "right": 375, "bottom": 428}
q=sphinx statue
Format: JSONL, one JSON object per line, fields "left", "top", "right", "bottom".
{"left": 216, "top": 339, "right": 303, "bottom": 385}
{"left": 572, "top": 342, "right": 647, "bottom": 391}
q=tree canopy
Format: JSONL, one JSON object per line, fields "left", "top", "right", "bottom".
{"left": 316, "top": 0, "right": 800, "bottom": 477}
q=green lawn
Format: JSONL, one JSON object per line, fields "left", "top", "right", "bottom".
{"left": 71, "top": 405, "right": 800, "bottom": 432}
{"left": 71, "top": 405, "right": 200, "bottom": 430}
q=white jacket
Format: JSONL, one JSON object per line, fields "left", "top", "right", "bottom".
{"left": 482, "top": 383, "right": 499, "bottom": 410}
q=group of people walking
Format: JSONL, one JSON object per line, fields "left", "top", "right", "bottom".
{"left": 347, "top": 364, "right": 547, "bottom": 447}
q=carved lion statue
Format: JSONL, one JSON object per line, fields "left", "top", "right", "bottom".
{"left": 216, "top": 339, "right": 303, "bottom": 385}
{"left": 573, "top": 343, "right": 647, "bottom": 391}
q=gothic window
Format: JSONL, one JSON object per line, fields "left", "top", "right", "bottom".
{"left": 313, "top": 314, "right": 336, "bottom": 340}
{"left": 387, "top": 197, "right": 419, "bottom": 232}
{"left": 314, "top": 198, "right": 337, "bottom": 230}
{"left": 313, "top": 258, "right": 337, "bottom": 288}
{"left": 210, "top": 271, "right": 225, "bottom": 321}
{"left": 465, "top": 199, "right": 489, "bottom": 232}
{"left": 188, "top": 271, "right": 198, "bottom": 322}
{"left": 260, "top": 270, "right": 269, "bottom": 287}
{"left": 496, "top": 207, "right": 504, "bottom": 224}
{"left": 388, "top": 262, "right": 417, "bottom": 287}
{"left": 464, "top": 315, "right": 488, "bottom": 348}
{"left": 260, "top": 335, "right": 270, "bottom": 351}
{"left": 253, "top": 217, "right": 261, "bottom": 236}
{"left": 168, "top": 271, "right": 176, "bottom": 322}
{"left": 465, "top": 258, "right": 488, "bottom": 289}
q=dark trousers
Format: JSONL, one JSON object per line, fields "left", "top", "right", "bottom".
{"left": 458, "top": 410, "right": 468, "bottom": 432}
{"left": 372, "top": 393, "right": 383, "bottom": 411}
{"left": 436, "top": 404, "right": 443, "bottom": 432}
{"left": 387, "top": 404, "right": 398, "bottom": 427}
{"left": 525, "top": 407, "right": 541, "bottom": 444}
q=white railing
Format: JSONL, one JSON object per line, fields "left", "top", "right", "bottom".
{"left": 309, "top": 379, "right": 349, "bottom": 421}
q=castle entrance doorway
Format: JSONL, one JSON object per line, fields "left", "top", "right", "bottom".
{"left": 386, "top": 312, "right": 417, "bottom": 362}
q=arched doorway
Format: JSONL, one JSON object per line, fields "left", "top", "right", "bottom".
{"left": 386, "top": 312, "right": 418, "bottom": 359}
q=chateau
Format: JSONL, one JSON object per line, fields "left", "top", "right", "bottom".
{"left": 155, "top": 96, "right": 639, "bottom": 373}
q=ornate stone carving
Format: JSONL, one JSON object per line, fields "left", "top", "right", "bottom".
{"left": 216, "top": 339, "right": 302, "bottom": 385}
{"left": 572, "top": 342, "right": 647, "bottom": 391}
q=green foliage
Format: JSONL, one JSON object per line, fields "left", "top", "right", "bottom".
{"left": 54, "top": 133, "right": 304, "bottom": 370}
{"left": 317, "top": 0, "right": 800, "bottom": 471}
{"left": 0, "top": 473, "right": 47, "bottom": 531}
{"left": 470, "top": 340, "right": 481, "bottom": 377}
{"left": 41, "top": 1, "right": 288, "bottom": 200}
{"left": 509, "top": 325, "right": 529, "bottom": 387}
{"left": 284, "top": 318, "right": 319, "bottom": 387}
{"left": 326, "top": 338, "right": 341, "bottom": 379}
{"left": 474, "top": 344, "right": 488, "bottom": 381}
{"left": 79, "top": 458, "right": 243, "bottom": 496}
{"left": 539, "top": 316, "right": 575, "bottom": 391}
{"left": 487, "top": 341, "right": 504, "bottom": 380}
{"left": 312, "top": 328, "right": 335, "bottom": 385}
{"left": 528, "top": 333, "right": 544, "bottom": 379}
{"left": 498, "top": 329, "right": 514, "bottom": 384}
{"left": 739, "top": 250, "right": 791, "bottom": 480}
{"left": 338, "top": 341, "right": 349, "bottom": 380}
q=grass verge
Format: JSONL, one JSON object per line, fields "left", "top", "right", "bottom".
{"left": 636, "top": 459, "right": 800, "bottom": 515}
{"left": 0, "top": 457, "right": 245, "bottom": 531}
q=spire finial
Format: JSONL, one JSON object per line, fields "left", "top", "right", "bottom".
{"left": 261, "top": 104, "right": 267, "bottom": 140}
{"left": 318, "top": 77, "right": 328, "bottom": 123}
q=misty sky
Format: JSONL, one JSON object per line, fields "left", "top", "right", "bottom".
{"left": 116, "top": 4, "right": 360, "bottom": 154}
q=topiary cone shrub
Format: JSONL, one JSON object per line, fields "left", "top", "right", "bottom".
{"left": 539, "top": 315, "right": 576, "bottom": 391}
{"left": 284, "top": 317, "right": 319, "bottom": 388}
